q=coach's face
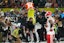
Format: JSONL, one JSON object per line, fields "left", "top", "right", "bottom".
{"left": 29, "top": 18, "right": 33, "bottom": 22}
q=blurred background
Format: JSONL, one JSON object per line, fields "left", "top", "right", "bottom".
{"left": 0, "top": 0, "right": 64, "bottom": 43}
{"left": 0, "top": 0, "right": 64, "bottom": 8}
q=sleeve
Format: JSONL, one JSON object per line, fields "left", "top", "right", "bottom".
{"left": 25, "top": 21, "right": 29, "bottom": 28}
{"left": 12, "top": 30, "right": 16, "bottom": 37}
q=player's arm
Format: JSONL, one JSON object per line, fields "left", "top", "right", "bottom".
{"left": 44, "top": 23, "right": 48, "bottom": 29}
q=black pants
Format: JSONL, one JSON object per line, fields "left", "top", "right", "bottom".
{"left": 37, "top": 27, "right": 46, "bottom": 41}
{"left": 55, "top": 27, "right": 62, "bottom": 41}
{"left": 37, "top": 29, "right": 44, "bottom": 41}
{"left": 58, "top": 27, "right": 64, "bottom": 37}
{"left": 26, "top": 30, "right": 37, "bottom": 42}
{"left": 19, "top": 29, "right": 25, "bottom": 39}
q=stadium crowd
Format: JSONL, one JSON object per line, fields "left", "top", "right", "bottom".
{"left": 0, "top": 0, "right": 64, "bottom": 8}
{"left": 0, "top": 0, "right": 64, "bottom": 43}
{"left": 0, "top": 7, "right": 64, "bottom": 43}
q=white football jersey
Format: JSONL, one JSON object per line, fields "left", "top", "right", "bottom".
{"left": 46, "top": 16, "right": 55, "bottom": 34}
